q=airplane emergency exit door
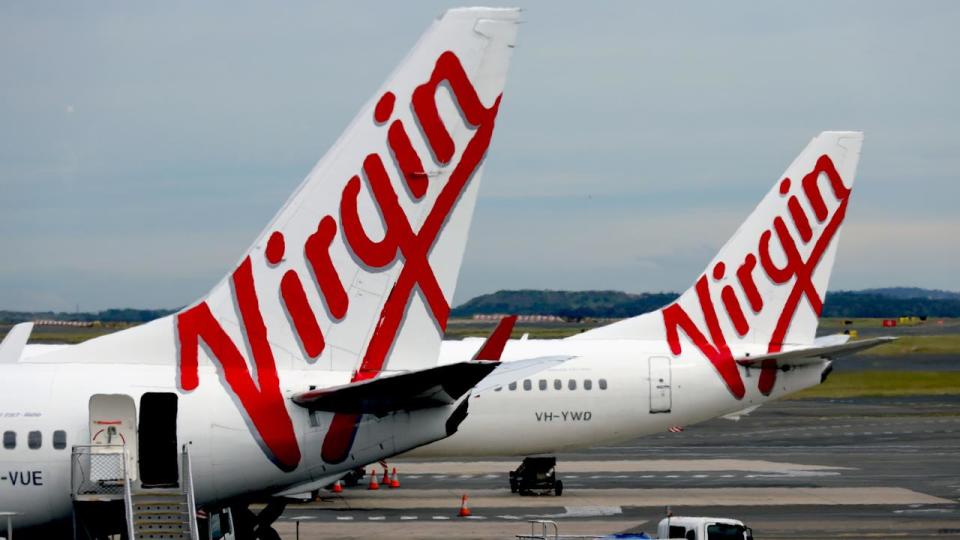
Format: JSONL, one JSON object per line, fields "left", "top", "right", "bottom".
{"left": 648, "top": 356, "right": 672, "bottom": 413}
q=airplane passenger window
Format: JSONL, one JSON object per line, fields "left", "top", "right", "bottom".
{"left": 539, "top": 379, "right": 547, "bottom": 391}
{"left": 509, "top": 382, "right": 517, "bottom": 391}
{"left": 523, "top": 379, "right": 532, "bottom": 391}
{"left": 28, "top": 431, "right": 41, "bottom": 450}
{"left": 494, "top": 386, "right": 503, "bottom": 392}
{"left": 2, "top": 431, "right": 14, "bottom": 450}
{"left": 568, "top": 379, "right": 577, "bottom": 390}
{"left": 599, "top": 379, "right": 608, "bottom": 390}
{"left": 53, "top": 430, "right": 67, "bottom": 450}
{"left": 584, "top": 379, "right": 593, "bottom": 390}
{"left": 554, "top": 379, "right": 562, "bottom": 390}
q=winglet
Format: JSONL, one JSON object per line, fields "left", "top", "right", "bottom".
{"left": 473, "top": 315, "right": 518, "bottom": 361}
{"left": 0, "top": 322, "right": 34, "bottom": 364}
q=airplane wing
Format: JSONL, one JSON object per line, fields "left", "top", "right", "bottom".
{"left": 291, "top": 355, "right": 572, "bottom": 415}
{"left": 291, "top": 361, "right": 499, "bottom": 415}
{"left": 473, "top": 355, "right": 572, "bottom": 392}
{"left": 735, "top": 336, "right": 895, "bottom": 368}
{"left": 0, "top": 322, "right": 33, "bottom": 364}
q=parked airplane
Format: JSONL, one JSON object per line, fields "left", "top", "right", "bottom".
{"left": 413, "top": 131, "right": 894, "bottom": 458}
{"left": 0, "top": 7, "right": 527, "bottom": 538}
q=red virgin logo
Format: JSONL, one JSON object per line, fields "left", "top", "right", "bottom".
{"left": 662, "top": 155, "right": 851, "bottom": 399}
{"left": 175, "top": 51, "right": 503, "bottom": 471}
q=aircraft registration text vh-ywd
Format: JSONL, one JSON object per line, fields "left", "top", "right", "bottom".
{"left": 0, "top": 7, "right": 529, "bottom": 537}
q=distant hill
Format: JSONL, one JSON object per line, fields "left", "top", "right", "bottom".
{"left": 858, "top": 287, "right": 960, "bottom": 301}
{"left": 2, "top": 287, "right": 958, "bottom": 324}
{"left": 451, "top": 290, "right": 678, "bottom": 319}
{"left": 453, "top": 288, "right": 960, "bottom": 319}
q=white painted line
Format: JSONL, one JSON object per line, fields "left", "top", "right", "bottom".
{"left": 368, "top": 516, "right": 386, "bottom": 521}
{"left": 400, "top": 516, "right": 418, "bottom": 521}
{"left": 498, "top": 515, "right": 521, "bottom": 520}
{"left": 432, "top": 516, "right": 450, "bottom": 520}
{"left": 336, "top": 516, "right": 354, "bottom": 521}
{"left": 406, "top": 475, "right": 421, "bottom": 479}
{"left": 465, "top": 515, "right": 487, "bottom": 520}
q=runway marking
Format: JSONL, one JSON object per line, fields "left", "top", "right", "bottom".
{"left": 368, "top": 516, "right": 386, "bottom": 521}
{"left": 498, "top": 515, "right": 522, "bottom": 520}
{"left": 400, "top": 516, "right": 418, "bottom": 520}
{"left": 431, "top": 516, "right": 450, "bottom": 520}
{"left": 320, "top": 487, "right": 952, "bottom": 508}
{"left": 336, "top": 516, "right": 353, "bottom": 521}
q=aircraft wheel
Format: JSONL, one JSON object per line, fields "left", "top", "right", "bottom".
{"left": 554, "top": 480, "right": 563, "bottom": 497}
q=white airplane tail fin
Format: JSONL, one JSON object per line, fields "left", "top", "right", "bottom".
{"left": 178, "top": 7, "right": 520, "bottom": 379}
{"left": 573, "top": 132, "right": 864, "bottom": 398}
{"left": 39, "top": 8, "right": 521, "bottom": 472}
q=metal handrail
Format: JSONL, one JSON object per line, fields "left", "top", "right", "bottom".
{"left": 182, "top": 444, "right": 199, "bottom": 540}
{"left": 71, "top": 444, "right": 127, "bottom": 498}
{"left": 123, "top": 478, "right": 136, "bottom": 540}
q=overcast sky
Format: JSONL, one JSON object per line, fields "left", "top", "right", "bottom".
{"left": 2, "top": 1, "right": 958, "bottom": 312}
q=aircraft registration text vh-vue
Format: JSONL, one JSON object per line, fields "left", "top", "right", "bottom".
{"left": 0, "top": 6, "right": 889, "bottom": 539}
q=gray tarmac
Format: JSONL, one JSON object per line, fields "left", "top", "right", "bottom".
{"left": 273, "top": 395, "right": 960, "bottom": 539}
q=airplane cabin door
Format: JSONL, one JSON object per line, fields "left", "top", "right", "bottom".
{"left": 89, "top": 394, "right": 139, "bottom": 481}
{"left": 648, "top": 356, "right": 672, "bottom": 414}
{"left": 138, "top": 392, "right": 179, "bottom": 488}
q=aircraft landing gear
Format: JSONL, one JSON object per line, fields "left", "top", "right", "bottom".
{"left": 509, "top": 456, "right": 562, "bottom": 496}
{"left": 230, "top": 499, "right": 287, "bottom": 540}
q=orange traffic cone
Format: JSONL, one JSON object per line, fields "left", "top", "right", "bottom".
{"left": 331, "top": 480, "right": 343, "bottom": 493}
{"left": 381, "top": 467, "right": 391, "bottom": 486}
{"left": 389, "top": 467, "right": 400, "bottom": 489}
{"left": 457, "top": 494, "right": 471, "bottom": 517}
{"left": 367, "top": 469, "right": 380, "bottom": 490}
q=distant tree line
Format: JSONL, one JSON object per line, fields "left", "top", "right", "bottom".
{"left": 452, "top": 288, "right": 960, "bottom": 320}
{"left": 3, "top": 287, "right": 959, "bottom": 325}
{"left": 0, "top": 308, "right": 177, "bottom": 325}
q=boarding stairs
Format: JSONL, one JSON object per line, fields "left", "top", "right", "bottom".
{"left": 71, "top": 444, "right": 199, "bottom": 540}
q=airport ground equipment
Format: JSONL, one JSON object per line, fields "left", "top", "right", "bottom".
{"left": 71, "top": 444, "right": 200, "bottom": 540}
{"left": 509, "top": 457, "right": 563, "bottom": 496}
{"left": 515, "top": 519, "right": 650, "bottom": 539}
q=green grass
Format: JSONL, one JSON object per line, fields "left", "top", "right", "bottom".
{"left": 864, "top": 335, "right": 960, "bottom": 356}
{"left": 792, "top": 371, "right": 960, "bottom": 399}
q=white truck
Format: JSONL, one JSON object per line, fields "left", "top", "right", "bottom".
{"left": 656, "top": 516, "right": 753, "bottom": 540}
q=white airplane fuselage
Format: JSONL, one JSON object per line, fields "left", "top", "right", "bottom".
{"left": 411, "top": 337, "right": 827, "bottom": 456}
{"left": 0, "top": 361, "right": 455, "bottom": 529}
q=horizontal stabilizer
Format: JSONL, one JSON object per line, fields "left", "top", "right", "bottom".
{"left": 735, "top": 336, "right": 895, "bottom": 368}
{"left": 291, "top": 361, "right": 499, "bottom": 415}
{"left": 0, "top": 322, "right": 33, "bottom": 364}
